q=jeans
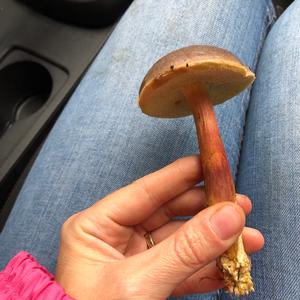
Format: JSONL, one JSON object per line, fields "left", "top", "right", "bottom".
{"left": 1, "top": 0, "right": 300, "bottom": 299}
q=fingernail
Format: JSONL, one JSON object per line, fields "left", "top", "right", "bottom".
{"left": 210, "top": 205, "right": 244, "bottom": 240}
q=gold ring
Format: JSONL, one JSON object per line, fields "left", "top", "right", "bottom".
{"left": 144, "top": 232, "right": 156, "bottom": 249}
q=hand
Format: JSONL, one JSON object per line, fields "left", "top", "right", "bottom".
{"left": 56, "top": 156, "right": 264, "bottom": 300}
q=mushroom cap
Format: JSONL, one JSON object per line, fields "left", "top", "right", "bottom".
{"left": 138, "top": 45, "right": 255, "bottom": 118}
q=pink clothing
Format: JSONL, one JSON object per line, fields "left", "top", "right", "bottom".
{"left": 0, "top": 252, "right": 72, "bottom": 299}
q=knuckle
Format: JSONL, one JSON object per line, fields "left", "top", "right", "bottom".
{"left": 164, "top": 204, "right": 175, "bottom": 219}
{"left": 61, "top": 213, "right": 81, "bottom": 237}
{"left": 135, "top": 179, "right": 160, "bottom": 206}
{"left": 174, "top": 159, "right": 190, "bottom": 182}
{"left": 173, "top": 223, "right": 225, "bottom": 269}
{"left": 174, "top": 156, "right": 201, "bottom": 184}
{"left": 173, "top": 228, "right": 207, "bottom": 269}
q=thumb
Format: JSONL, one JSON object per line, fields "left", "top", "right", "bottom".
{"left": 125, "top": 202, "right": 245, "bottom": 299}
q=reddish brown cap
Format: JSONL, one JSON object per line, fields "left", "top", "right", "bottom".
{"left": 139, "top": 45, "right": 255, "bottom": 118}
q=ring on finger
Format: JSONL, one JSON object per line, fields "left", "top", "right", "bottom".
{"left": 144, "top": 231, "right": 156, "bottom": 249}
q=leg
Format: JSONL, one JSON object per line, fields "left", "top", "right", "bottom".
{"left": 0, "top": 0, "right": 274, "bottom": 297}
{"left": 233, "top": 1, "right": 300, "bottom": 299}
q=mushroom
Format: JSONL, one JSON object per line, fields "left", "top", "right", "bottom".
{"left": 138, "top": 45, "right": 255, "bottom": 296}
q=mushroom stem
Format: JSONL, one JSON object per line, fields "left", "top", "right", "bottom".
{"left": 183, "top": 84, "right": 254, "bottom": 296}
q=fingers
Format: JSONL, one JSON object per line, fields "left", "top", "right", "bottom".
{"left": 152, "top": 224, "right": 263, "bottom": 255}
{"left": 151, "top": 220, "right": 184, "bottom": 243}
{"left": 142, "top": 191, "right": 252, "bottom": 231}
{"left": 151, "top": 225, "right": 264, "bottom": 297}
{"left": 172, "top": 228, "right": 264, "bottom": 297}
{"left": 86, "top": 156, "right": 203, "bottom": 226}
{"left": 237, "top": 194, "right": 252, "bottom": 215}
{"left": 124, "top": 202, "right": 245, "bottom": 298}
{"left": 142, "top": 187, "right": 207, "bottom": 230}
{"left": 171, "top": 227, "right": 265, "bottom": 296}
{"left": 242, "top": 227, "right": 265, "bottom": 253}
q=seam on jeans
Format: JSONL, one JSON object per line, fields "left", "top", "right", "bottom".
{"left": 225, "top": 5, "right": 277, "bottom": 298}
{"left": 266, "top": 0, "right": 278, "bottom": 20}
{"left": 233, "top": 3, "right": 277, "bottom": 182}
{"left": 264, "top": 0, "right": 277, "bottom": 17}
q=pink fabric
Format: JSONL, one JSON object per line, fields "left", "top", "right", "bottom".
{"left": 0, "top": 252, "right": 73, "bottom": 299}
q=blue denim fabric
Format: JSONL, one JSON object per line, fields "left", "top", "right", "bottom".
{"left": 227, "top": 1, "right": 300, "bottom": 299}
{"left": 0, "top": 0, "right": 283, "bottom": 299}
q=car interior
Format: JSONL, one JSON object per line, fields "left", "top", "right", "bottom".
{"left": 0, "top": 0, "right": 293, "bottom": 231}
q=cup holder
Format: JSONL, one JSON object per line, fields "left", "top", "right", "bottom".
{"left": 0, "top": 61, "right": 53, "bottom": 137}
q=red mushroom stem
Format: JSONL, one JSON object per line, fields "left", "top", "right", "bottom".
{"left": 182, "top": 84, "right": 253, "bottom": 296}
{"left": 184, "top": 85, "right": 235, "bottom": 206}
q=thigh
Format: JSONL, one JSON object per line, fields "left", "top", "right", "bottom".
{"left": 0, "top": 0, "right": 274, "bottom": 285}
{"left": 235, "top": 1, "right": 300, "bottom": 299}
